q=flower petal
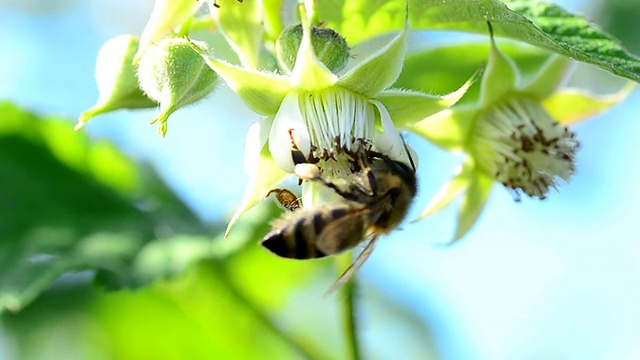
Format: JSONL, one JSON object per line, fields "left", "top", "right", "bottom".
{"left": 413, "top": 160, "right": 473, "bottom": 222}
{"left": 378, "top": 69, "right": 479, "bottom": 129}
{"left": 269, "top": 92, "right": 312, "bottom": 172}
{"left": 339, "top": 23, "right": 408, "bottom": 97}
{"left": 290, "top": 9, "right": 339, "bottom": 91}
{"left": 519, "top": 55, "right": 572, "bottom": 98}
{"left": 411, "top": 105, "right": 478, "bottom": 152}
{"left": 199, "top": 54, "right": 290, "bottom": 115}
{"left": 543, "top": 82, "right": 635, "bottom": 125}
{"left": 370, "top": 100, "right": 411, "bottom": 165}
{"left": 453, "top": 168, "right": 493, "bottom": 242}
{"left": 479, "top": 24, "right": 519, "bottom": 107}
{"left": 225, "top": 145, "right": 289, "bottom": 238}
{"left": 243, "top": 119, "right": 270, "bottom": 174}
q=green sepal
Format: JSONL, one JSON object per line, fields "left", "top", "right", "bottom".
{"left": 411, "top": 105, "right": 478, "bottom": 152}
{"left": 520, "top": 55, "right": 571, "bottom": 98}
{"left": 134, "top": 0, "right": 204, "bottom": 63}
{"left": 290, "top": 10, "right": 339, "bottom": 91}
{"left": 379, "top": 69, "right": 479, "bottom": 129}
{"left": 414, "top": 160, "right": 474, "bottom": 222}
{"left": 276, "top": 24, "right": 350, "bottom": 74}
{"left": 544, "top": 82, "right": 635, "bottom": 125}
{"left": 339, "top": 24, "right": 408, "bottom": 97}
{"left": 199, "top": 54, "right": 291, "bottom": 115}
{"left": 479, "top": 25, "right": 519, "bottom": 107}
{"left": 453, "top": 166, "right": 494, "bottom": 242}
{"left": 209, "top": 0, "right": 263, "bottom": 69}
{"left": 262, "top": 0, "right": 287, "bottom": 44}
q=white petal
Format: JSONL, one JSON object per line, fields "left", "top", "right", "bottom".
{"left": 370, "top": 99, "right": 411, "bottom": 167}
{"left": 268, "top": 92, "right": 312, "bottom": 172}
{"left": 243, "top": 118, "right": 269, "bottom": 174}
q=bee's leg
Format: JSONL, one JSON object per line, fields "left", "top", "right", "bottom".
{"left": 294, "top": 163, "right": 372, "bottom": 203}
{"left": 323, "top": 235, "right": 379, "bottom": 297}
{"left": 353, "top": 152, "right": 376, "bottom": 196}
{"left": 266, "top": 188, "right": 301, "bottom": 211}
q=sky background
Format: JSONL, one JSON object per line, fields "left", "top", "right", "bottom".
{"left": 1, "top": 0, "right": 639, "bottom": 359}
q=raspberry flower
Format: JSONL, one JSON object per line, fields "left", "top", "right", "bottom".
{"left": 196, "top": 6, "right": 474, "bottom": 235}
{"left": 412, "top": 23, "right": 634, "bottom": 241}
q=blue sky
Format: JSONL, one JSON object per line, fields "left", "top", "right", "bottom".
{"left": 1, "top": 0, "right": 639, "bottom": 359}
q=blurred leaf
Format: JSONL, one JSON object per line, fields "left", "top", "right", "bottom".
{"left": 1, "top": 258, "right": 326, "bottom": 360}
{"left": 600, "top": 0, "right": 640, "bottom": 54}
{"left": 88, "top": 262, "right": 311, "bottom": 360}
{"left": 316, "top": 0, "right": 640, "bottom": 82}
{"left": 0, "top": 102, "right": 215, "bottom": 312}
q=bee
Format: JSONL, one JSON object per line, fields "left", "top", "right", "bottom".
{"left": 261, "top": 149, "right": 417, "bottom": 294}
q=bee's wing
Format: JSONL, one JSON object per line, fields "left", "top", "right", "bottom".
{"left": 315, "top": 205, "right": 376, "bottom": 255}
{"left": 323, "top": 235, "right": 379, "bottom": 297}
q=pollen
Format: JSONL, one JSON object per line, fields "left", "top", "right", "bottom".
{"left": 474, "top": 96, "right": 579, "bottom": 199}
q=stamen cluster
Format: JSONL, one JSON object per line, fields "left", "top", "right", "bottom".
{"left": 474, "top": 96, "right": 579, "bottom": 199}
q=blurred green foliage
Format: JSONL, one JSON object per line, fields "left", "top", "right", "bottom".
{"left": 0, "top": 102, "right": 438, "bottom": 359}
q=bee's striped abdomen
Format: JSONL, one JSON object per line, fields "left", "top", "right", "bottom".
{"left": 261, "top": 205, "right": 353, "bottom": 259}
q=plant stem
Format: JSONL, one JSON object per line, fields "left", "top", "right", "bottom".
{"left": 338, "top": 253, "right": 363, "bottom": 360}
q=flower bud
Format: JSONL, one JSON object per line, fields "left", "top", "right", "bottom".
{"left": 276, "top": 24, "right": 349, "bottom": 74}
{"left": 76, "top": 35, "right": 156, "bottom": 130}
{"left": 137, "top": 37, "right": 218, "bottom": 136}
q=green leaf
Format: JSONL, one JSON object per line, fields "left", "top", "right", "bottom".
{"left": 321, "top": 0, "right": 640, "bottom": 83}
{"left": 502, "top": 0, "right": 640, "bottom": 82}
{"left": 209, "top": 0, "right": 263, "bottom": 69}
{"left": 408, "top": 0, "right": 640, "bottom": 83}
{"left": 0, "top": 102, "right": 212, "bottom": 312}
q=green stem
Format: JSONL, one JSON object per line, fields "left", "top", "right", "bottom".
{"left": 343, "top": 276, "right": 362, "bottom": 360}
{"left": 337, "top": 253, "right": 363, "bottom": 360}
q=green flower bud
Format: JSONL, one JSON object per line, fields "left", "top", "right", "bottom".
{"left": 276, "top": 24, "right": 349, "bottom": 74}
{"left": 137, "top": 37, "right": 218, "bottom": 136}
{"left": 77, "top": 35, "right": 156, "bottom": 130}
